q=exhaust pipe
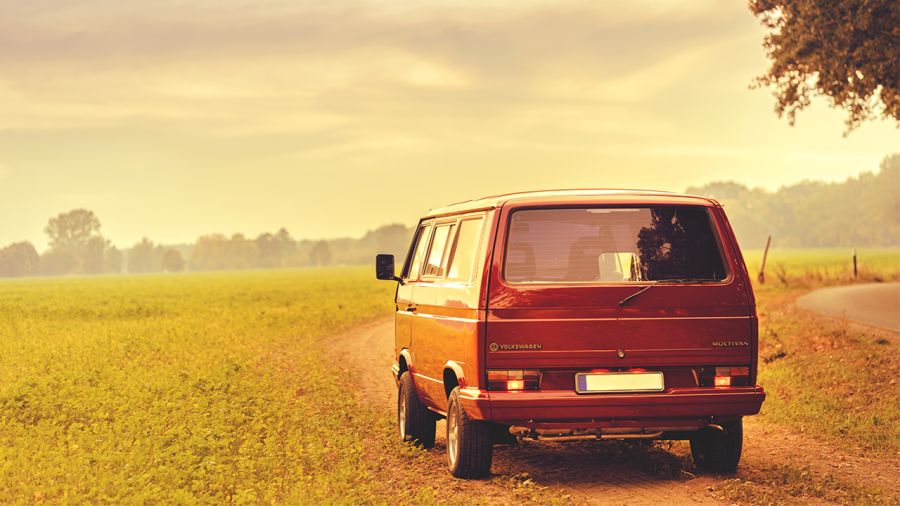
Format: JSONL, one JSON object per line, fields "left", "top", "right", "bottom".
{"left": 510, "top": 426, "right": 664, "bottom": 442}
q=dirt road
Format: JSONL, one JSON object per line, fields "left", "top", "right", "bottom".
{"left": 333, "top": 318, "right": 899, "bottom": 505}
{"left": 796, "top": 282, "right": 900, "bottom": 332}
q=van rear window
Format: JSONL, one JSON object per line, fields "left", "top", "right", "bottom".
{"left": 504, "top": 206, "right": 727, "bottom": 283}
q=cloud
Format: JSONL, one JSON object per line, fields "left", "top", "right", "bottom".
{"left": 0, "top": 0, "right": 747, "bottom": 134}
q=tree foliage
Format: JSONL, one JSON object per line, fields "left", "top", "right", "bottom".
{"left": 128, "top": 238, "right": 162, "bottom": 273}
{"left": 749, "top": 0, "right": 900, "bottom": 131}
{"left": 40, "top": 209, "right": 121, "bottom": 275}
{"left": 0, "top": 242, "right": 40, "bottom": 277}
{"left": 688, "top": 154, "right": 900, "bottom": 248}
{"left": 309, "top": 240, "right": 333, "bottom": 267}
{"left": 44, "top": 209, "right": 101, "bottom": 254}
{"left": 161, "top": 249, "right": 186, "bottom": 273}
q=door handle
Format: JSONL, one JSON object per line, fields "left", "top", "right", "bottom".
{"left": 405, "top": 305, "right": 417, "bottom": 312}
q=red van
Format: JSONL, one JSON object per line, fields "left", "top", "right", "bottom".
{"left": 376, "top": 190, "right": 765, "bottom": 479}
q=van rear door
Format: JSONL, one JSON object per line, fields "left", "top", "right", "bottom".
{"left": 484, "top": 201, "right": 755, "bottom": 390}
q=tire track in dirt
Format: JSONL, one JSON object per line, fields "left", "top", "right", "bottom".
{"left": 331, "top": 317, "right": 900, "bottom": 504}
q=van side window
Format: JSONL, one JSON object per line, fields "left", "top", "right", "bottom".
{"left": 446, "top": 218, "right": 484, "bottom": 282}
{"left": 423, "top": 223, "right": 455, "bottom": 277}
{"left": 405, "top": 225, "right": 431, "bottom": 281}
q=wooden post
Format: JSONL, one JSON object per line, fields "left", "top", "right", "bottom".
{"left": 758, "top": 235, "right": 771, "bottom": 284}
{"left": 853, "top": 249, "right": 858, "bottom": 278}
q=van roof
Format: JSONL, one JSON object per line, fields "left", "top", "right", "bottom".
{"left": 425, "top": 189, "right": 721, "bottom": 218}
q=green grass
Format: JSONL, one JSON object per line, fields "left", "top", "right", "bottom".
{"left": 0, "top": 269, "right": 400, "bottom": 503}
{"left": 0, "top": 269, "right": 554, "bottom": 505}
{"left": 2, "top": 259, "right": 898, "bottom": 503}
{"left": 743, "top": 247, "right": 900, "bottom": 283}
{"left": 713, "top": 463, "right": 891, "bottom": 505}
{"left": 740, "top": 248, "right": 900, "bottom": 454}
{"left": 753, "top": 284, "right": 900, "bottom": 454}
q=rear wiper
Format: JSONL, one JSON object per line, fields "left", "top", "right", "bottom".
{"left": 618, "top": 278, "right": 719, "bottom": 307}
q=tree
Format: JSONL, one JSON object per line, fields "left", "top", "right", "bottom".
{"left": 225, "top": 234, "right": 259, "bottom": 269}
{"left": 105, "top": 246, "right": 124, "bottom": 274}
{"left": 309, "top": 240, "right": 333, "bottom": 266}
{"left": 161, "top": 249, "right": 185, "bottom": 272}
{"left": 256, "top": 228, "right": 296, "bottom": 268}
{"left": 190, "top": 234, "right": 228, "bottom": 271}
{"left": 83, "top": 236, "right": 109, "bottom": 274}
{"left": 749, "top": 0, "right": 899, "bottom": 132}
{"left": 38, "top": 249, "right": 78, "bottom": 276}
{"left": 688, "top": 153, "right": 900, "bottom": 247}
{"left": 0, "top": 242, "right": 40, "bottom": 277}
{"left": 44, "top": 209, "right": 102, "bottom": 254}
{"left": 128, "top": 238, "right": 161, "bottom": 273}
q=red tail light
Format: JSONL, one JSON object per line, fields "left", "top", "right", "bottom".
{"left": 488, "top": 370, "right": 540, "bottom": 391}
{"left": 714, "top": 376, "right": 732, "bottom": 387}
{"left": 700, "top": 366, "right": 750, "bottom": 387}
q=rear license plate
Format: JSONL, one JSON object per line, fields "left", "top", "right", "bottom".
{"left": 575, "top": 372, "right": 665, "bottom": 394}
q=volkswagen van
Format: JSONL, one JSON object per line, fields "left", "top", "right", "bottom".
{"left": 375, "top": 190, "right": 765, "bottom": 478}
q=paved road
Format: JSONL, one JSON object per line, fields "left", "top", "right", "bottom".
{"left": 796, "top": 282, "right": 900, "bottom": 332}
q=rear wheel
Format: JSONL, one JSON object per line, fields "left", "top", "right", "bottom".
{"left": 446, "top": 387, "right": 493, "bottom": 478}
{"left": 398, "top": 372, "right": 436, "bottom": 448}
{"left": 690, "top": 419, "right": 743, "bottom": 473}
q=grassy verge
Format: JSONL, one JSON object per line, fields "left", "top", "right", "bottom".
{"left": 753, "top": 283, "right": 899, "bottom": 454}
{"left": 712, "top": 464, "right": 891, "bottom": 505}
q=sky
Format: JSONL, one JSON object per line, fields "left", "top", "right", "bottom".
{"left": 1, "top": 0, "right": 898, "bottom": 250}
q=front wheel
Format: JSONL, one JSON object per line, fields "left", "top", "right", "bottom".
{"left": 446, "top": 387, "right": 493, "bottom": 478}
{"left": 398, "top": 372, "right": 436, "bottom": 448}
{"left": 690, "top": 418, "right": 743, "bottom": 473}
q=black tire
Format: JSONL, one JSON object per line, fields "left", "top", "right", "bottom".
{"left": 690, "top": 418, "right": 743, "bottom": 473}
{"left": 446, "top": 387, "right": 493, "bottom": 478}
{"left": 398, "top": 372, "right": 436, "bottom": 448}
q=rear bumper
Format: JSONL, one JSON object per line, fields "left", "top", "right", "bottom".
{"left": 458, "top": 386, "right": 766, "bottom": 428}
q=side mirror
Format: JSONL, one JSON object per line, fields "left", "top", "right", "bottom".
{"left": 376, "top": 254, "right": 401, "bottom": 283}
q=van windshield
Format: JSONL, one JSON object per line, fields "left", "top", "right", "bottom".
{"left": 504, "top": 206, "right": 727, "bottom": 284}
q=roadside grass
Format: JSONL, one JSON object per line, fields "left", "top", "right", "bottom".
{"left": 753, "top": 284, "right": 900, "bottom": 454}
{"left": 712, "top": 464, "right": 892, "bottom": 505}
{"left": 740, "top": 248, "right": 900, "bottom": 453}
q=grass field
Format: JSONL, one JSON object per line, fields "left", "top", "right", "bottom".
{"left": 743, "top": 247, "right": 900, "bottom": 283}
{"left": 0, "top": 251, "right": 898, "bottom": 504}
{"left": 0, "top": 269, "right": 401, "bottom": 503}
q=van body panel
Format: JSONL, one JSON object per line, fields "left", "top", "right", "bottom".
{"left": 409, "top": 302, "right": 480, "bottom": 410}
{"left": 394, "top": 210, "right": 495, "bottom": 410}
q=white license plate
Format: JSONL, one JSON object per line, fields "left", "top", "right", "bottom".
{"left": 575, "top": 372, "right": 665, "bottom": 394}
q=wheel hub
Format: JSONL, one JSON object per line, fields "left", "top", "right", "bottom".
{"left": 447, "top": 402, "right": 459, "bottom": 466}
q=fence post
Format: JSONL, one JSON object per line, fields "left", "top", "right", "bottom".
{"left": 758, "top": 235, "right": 771, "bottom": 284}
{"left": 853, "top": 249, "right": 858, "bottom": 278}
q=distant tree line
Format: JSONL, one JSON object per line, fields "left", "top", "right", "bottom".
{"left": 687, "top": 154, "right": 900, "bottom": 249}
{"left": 0, "top": 211, "right": 414, "bottom": 278}
{"left": 5, "top": 154, "right": 895, "bottom": 278}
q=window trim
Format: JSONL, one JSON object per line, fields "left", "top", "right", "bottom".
{"left": 403, "top": 222, "right": 433, "bottom": 282}
{"left": 420, "top": 220, "right": 456, "bottom": 280}
{"left": 500, "top": 204, "right": 733, "bottom": 286}
{"left": 444, "top": 216, "right": 486, "bottom": 284}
